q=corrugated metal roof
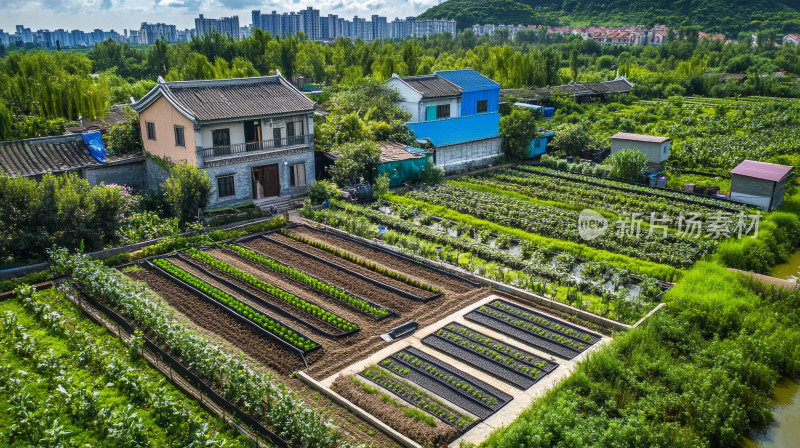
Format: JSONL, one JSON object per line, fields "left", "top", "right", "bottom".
{"left": 0, "top": 134, "right": 101, "bottom": 178}
{"left": 407, "top": 113, "right": 501, "bottom": 147}
{"left": 611, "top": 132, "right": 671, "bottom": 143}
{"left": 730, "top": 160, "right": 793, "bottom": 182}
{"left": 398, "top": 75, "right": 462, "bottom": 98}
{"left": 377, "top": 142, "right": 428, "bottom": 163}
{"left": 135, "top": 76, "right": 315, "bottom": 123}
{"left": 436, "top": 70, "right": 500, "bottom": 90}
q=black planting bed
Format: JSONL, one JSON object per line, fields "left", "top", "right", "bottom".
{"left": 465, "top": 305, "right": 594, "bottom": 359}
{"left": 422, "top": 323, "right": 557, "bottom": 390}
{"left": 486, "top": 299, "right": 602, "bottom": 345}
{"left": 379, "top": 347, "right": 513, "bottom": 420}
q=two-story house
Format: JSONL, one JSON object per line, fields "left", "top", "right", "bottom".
{"left": 385, "top": 69, "right": 504, "bottom": 173}
{"left": 383, "top": 74, "right": 462, "bottom": 122}
{"left": 132, "top": 75, "right": 316, "bottom": 209}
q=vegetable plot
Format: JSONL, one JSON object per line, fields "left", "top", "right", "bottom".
{"left": 379, "top": 347, "right": 513, "bottom": 419}
{"left": 280, "top": 229, "right": 441, "bottom": 294}
{"left": 152, "top": 257, "right": 320, "bottom": 353}
{"left": 422, "top": 323, "right": 556, "bottom": 390}
{"left": 223, "top": 244, "right": 391, "bottom": 319}
{"left": 184, "top": 248, "right": 358, "bottom": 333}
{"left": 360, "top": 365, "right": 475, "bottom": 432}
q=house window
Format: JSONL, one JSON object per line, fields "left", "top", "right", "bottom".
{"left": 436, "top": 104, "right": 450, "bottom": 119}
{"left": 476, "top": 99, "right": 488, "bottom": 113}
{"left": 146, "top": 121, "right": 156, "bottom": 140}
{"left": 212, "top": 129, "right": 230, "bottom": 147}
{"left": 174, "top": 126, "right": 185, "bottom": 147}
{"left": 290, "top": 163, "right": 307, "bottom": 187}
{"left": 217, "top": 175, "right": 235, "bottom": 198}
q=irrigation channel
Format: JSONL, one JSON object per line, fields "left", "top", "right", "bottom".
{"left": 741, "top": 378, "right": 800, "bottom": 448}
{"left": 771, "top": 250, "right": 800, "bottom": 282}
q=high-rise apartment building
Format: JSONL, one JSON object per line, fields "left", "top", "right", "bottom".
{"left": 139, "top": 22, "right": 178, "bottom": 44}
{"left": 195, "top": 14, "right": 240, "bottom": 39}
{"left": 371, "top": 15, "right": 388, "bottom": 40}
{"left": 300, "top": 7, "right": 321, "bottom": 41}
{"left": 413, "top": 19, "right": 456, "bottom": 38}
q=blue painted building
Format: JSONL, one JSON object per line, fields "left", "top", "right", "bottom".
{"left": 529, "top": 131, "right": 555, "bottom": 157}
{"left": 407, "top": 113, "right": 503, "bottom": 173}
{"left": 437, "top": 70, "right": 501, "bottom": 117}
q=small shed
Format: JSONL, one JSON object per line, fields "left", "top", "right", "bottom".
{"left": 610, "top": 132, "right": 671, "bottom": 163}
{"left": 529, "top": 131, "right": 555, "bottom": 157}
{"left": 512, "top": 102, "right": 555, "bottom": 119}
{"left": 729, "top": 160, "right": 793, "bottom": 210}
{"left": 407, "top": 113, "right": 502, "bottom": 174}
{"left": 375, "top": 142, "right": 431, "bottom": 187}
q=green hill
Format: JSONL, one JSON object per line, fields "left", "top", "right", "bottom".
{"left": 417, "top": 0, "right": 800, "bottom": 34}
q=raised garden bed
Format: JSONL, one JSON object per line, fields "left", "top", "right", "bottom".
{"left": 149, "top": 258, "right": 320, "bottom": 356}
{"left": 486, "top": 299, "right": 602, "bottom": 345}
{"left": 379, "top": 347, "right": 512, "bottom": 419}
{"left": 465, "top": 303, "right": 594, "bottom": 359}
{"left": 173, "top": 253, "right": 358, "bottom": 339}
{"left": 422, "top": 323, "right": 556, "bottom": 390}
{"left": 222, "top": 243, "right": 394, "bottom": 320}
{"left": 261, "top": 235, "right": 435, "bottom": 302}
{"left": 360, "top": 365, "right": 476, "bottom": 433}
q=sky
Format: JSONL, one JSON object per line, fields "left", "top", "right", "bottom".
{"left": 0, "top": 0, "right": 440, "bottom": 32}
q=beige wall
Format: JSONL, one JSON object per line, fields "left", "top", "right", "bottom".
{"left": 139, "top": 96, "right": 197, "bottom": 166}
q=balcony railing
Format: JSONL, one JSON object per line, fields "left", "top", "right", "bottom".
{"left": 199, "top": 134, "right": 313, "bottom": 160}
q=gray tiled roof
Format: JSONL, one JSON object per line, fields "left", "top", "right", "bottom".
{"left": 158, "top": 76, "right": 315, "bottom": 122}
{"left": 0, "top": 134, "right": 101, "bottom": 178}
{"left": 399, "top": 75, "right": 462, "bottom": 98}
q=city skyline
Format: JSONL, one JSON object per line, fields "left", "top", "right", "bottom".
{"left": 0, "top": 0, "right": 440, "bottom": 31}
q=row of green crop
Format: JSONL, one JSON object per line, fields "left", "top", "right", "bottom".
{"left": 224, "top": 244, "right": 388, "bottom": 318}
{"left": 1, "top": 286, "right": 248, "bottom": 448}
{"left": 384, "top": 194, "right": 682, "bottom": 282}
{"left": 433, "top": 327, "right": 544, "bottom": 380}
{"left": 154, "top": 257, "right": 319, "bottom": 352}
{"left": 487, "top": 300, "right": 594, "bottom": 343}
{"left": 184, "top": 249, "right": 358, "bottom": 333}
{"left": 51, "top": 248, "right": 345, "bottom": 448}
{"left": 279, "top": 229, "right": 441, "bottom": 294}
{"left": 475, "top": 306, "right": 587, "bottom": 352}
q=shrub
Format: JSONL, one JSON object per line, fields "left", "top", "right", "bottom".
{"left": 556, "top": 159, "right": 569, "bottom": 170}
{"left": 607, "top": 148, "right": 647, "bottom": 182}
{"left": 419, "top": 162, "right": 445, "bottom": 186}
{"left": 327, "top": 141, "right": 381, "bottom": 185}
{"left": 374, "top": 173, "right": 391, "bottom": 198}
{"left": 540, "top": 154, "right": 557, "bottom": 168}
{"left": 499, "top": 107, "right": 540, "bottom": 161}
{"left": 550, "top": 123, "right": 590, "bottom": 157}
{"left": 161, "top": 164, "right": 212, "bottom": 226}
{"left": 308, "top": 180, "right": 340, "bottom": 204}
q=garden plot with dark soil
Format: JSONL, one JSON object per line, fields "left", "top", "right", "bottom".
{"left": 122, "top": 267, "right": 402, "bottom": 448}
{"left": 379, "top": 347, "right": 513, "bottom": 419}
{"left": 422, "top": 322, "right": 557, "bottom": 390}
{"left": 287, "top": 225, "right": 477, "bottom": 294}
{"left": 465, "top": 299, "right": 601, "bottom": 359}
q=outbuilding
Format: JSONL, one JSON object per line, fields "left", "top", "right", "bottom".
{"left": 610, "top": 132, "right": 671, "bottom": 163}
{"left": 407, "top": 113, "right": 502, "bottom": 173}
{"left": 729, "top": 160, "right": 793, "bottom": 210}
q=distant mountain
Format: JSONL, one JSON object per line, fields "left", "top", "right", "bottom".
{"left": 417, "top": 0, "right": 800, "bottom": 34}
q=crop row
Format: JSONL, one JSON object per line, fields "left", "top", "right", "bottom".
{"left": 472, "top": 169, "right": 736, "bottom": 219}
{"left": 223, "top": 244, "right": 389, "bottom": 318}
{"left": 361, "top": 365, "right": 475, "bottom": 431}
{"left": 516, "top": 165, "right": 746, "bottom": 211}
{"left": 184, "top": 249, "right": 358, "bottom": 333}
{"left": 442, "top": 323, "right": 550, "bottom": 368}
{"left": 153, "top": 257, "right": 319, "bottom": 352}
{"left": 279, "top": 229, "right": 440, "bottom": 293}
{"left": 486, "top": 300, "right": 597, "bottom": 343}
{"left": 472, "top": 306, "right": 587, "bottom": 352}
{"left": 407, "top": 183, "right": 714, "bottom": 268}
{"left": 389, "top": 350, "right": 504, "bottom": 409}
{"left": 433, "top": 326, "right": 545, "bottom": 380}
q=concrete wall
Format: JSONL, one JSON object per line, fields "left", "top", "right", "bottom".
{"left": 418, "top": 97, "right": 460, "bottom": 121}
{"left": 204, "top": 148, "right": 314, "bottom": 208}
{"left": 138, "top": 96, "right": 198, "bottom": 166}
{"left": 385, "top": 78, "right": 423, "bottom": 121}
{"left": 433, "top": 137, "right": 503, "bottom": 173}
{"left": 85, "top": 156, "right": 146, "bottom": 189}
{"left": 730, "top": 174, "right": 773, "bottom": 210}
{"left": 611, "top": 138, "right": 670, "bottom": 163}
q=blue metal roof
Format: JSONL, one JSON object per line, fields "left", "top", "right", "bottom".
{"left": 436, "top": 70, "right": 500, "bottom": 91}
{"left": 407, "top": 113, "right": 501, "bottom": 147}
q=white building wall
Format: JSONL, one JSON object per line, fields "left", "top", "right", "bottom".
{"left": 434, "top": 137, "right": 503, "bottom": 173}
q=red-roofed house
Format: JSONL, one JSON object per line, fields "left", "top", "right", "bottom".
{"left": 783, "top": 34, "right": 800, "bottom": 46}
{"left": 729, "top": 160, "right": 793, "bottom": 210}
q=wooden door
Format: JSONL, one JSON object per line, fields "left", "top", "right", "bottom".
{"left": 251, "top": 164, "right": 280, "bottom": 199}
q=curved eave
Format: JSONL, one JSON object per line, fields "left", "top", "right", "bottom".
{"left": 131, "top": 84, "right": 198, "bottom": 125}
